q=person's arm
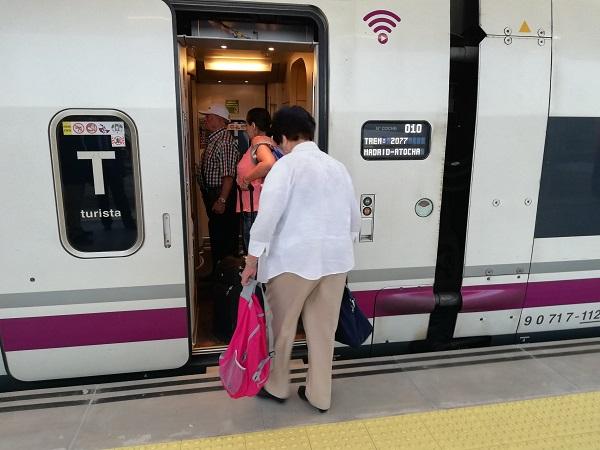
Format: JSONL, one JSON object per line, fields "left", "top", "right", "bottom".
{"left": 240, "top": 163, "right": 291, "bottom": 284}
{"left": 212, "top": 139, "right": 238, "bottom": 214}
{"left": 244, "top": 144, "right": 276, "bottom": 183}
{"left": 241, "top": 254, "right": 258, "bottom": 285}
{"left": 218, "top": 175, "right": 234, "bottom": 201}
{"left": 212, "top": 174, "right": 235, "bottom": 215}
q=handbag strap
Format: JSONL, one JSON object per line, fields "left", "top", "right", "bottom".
{"left": 238, "top": 184, "right": 256, "bottom": 255}
{"left": 240, "top": 278, "right": 258, "bottom": 305}
{"left": 259, "top": 283, "right": 275, "bottom": 358}
{"left": 250, "top": 142, "right": 275, "bottom": 165}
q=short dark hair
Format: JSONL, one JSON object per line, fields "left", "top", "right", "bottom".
{"left": 271, "top": 106, "right": 315, "bottom": 145}
{"left": 246, "top": 108, "right": 272, "bottom": 134}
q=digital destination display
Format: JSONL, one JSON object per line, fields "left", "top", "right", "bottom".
{"left": 361, "top": 121, "right": 432, "bottom": 160}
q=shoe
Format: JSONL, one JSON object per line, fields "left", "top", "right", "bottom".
{"left": 297, "top": 386, "right": 328, "bottom": 413}
{"left": 257, "top": 387, "right": 286, "bottom": 404}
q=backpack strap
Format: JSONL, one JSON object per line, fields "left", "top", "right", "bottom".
{"left": 259, "top": 283, "right": 275, "bottom": 358}
{"left": 240, "top": 278, "right": 258, "bottom": 304}
{"left": 251, "top": 142, "right": 276, "bottom": 165}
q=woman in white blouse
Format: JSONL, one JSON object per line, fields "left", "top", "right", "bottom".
{"left": 241, "top": 106, "right": 361, "bottom": 413}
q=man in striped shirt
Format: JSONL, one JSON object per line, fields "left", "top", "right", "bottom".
{"left": 198, "top": 105, "right": 240, "bottom": 268}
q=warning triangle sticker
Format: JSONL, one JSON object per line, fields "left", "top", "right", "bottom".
{"left": 519, "top": 21, "right": 532, "bottom": 33}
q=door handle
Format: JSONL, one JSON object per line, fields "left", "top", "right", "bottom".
{"left": 163, "top": 213, "right": 172, "bottom": 248}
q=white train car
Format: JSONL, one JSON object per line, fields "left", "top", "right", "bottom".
{"left": 1, "top": 0, "right": 599, "bottom": 386}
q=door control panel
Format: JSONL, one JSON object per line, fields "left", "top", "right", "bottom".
{"left": 359, "top": 194, "right": 375, "bottom": 242}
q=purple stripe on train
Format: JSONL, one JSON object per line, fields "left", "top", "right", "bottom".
{"left": 461, "top": 283, "right": 526, "bottom": 313}
{"left": 0, "top": 307, "right": 188, "bottom": 352}
{"left": 355, "top": 278, "right": 600, "bottom": 319}
{"left": 461, "top": 278, "right": 600, "bottom": 313}
{"left": 3, "top": 278, "right": 597, "bottom": 352}
{"left": 525, "top": 278, "right": 600, "bottom": 308}
{"left": 354, "top": 286, "right": 436, "bottom": 319}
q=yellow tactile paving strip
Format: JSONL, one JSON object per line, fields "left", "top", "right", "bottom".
{"left": 112, "top": 391, "right": 600, "bottom": 450}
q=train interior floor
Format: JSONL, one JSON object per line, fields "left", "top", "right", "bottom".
{"left": 2, "top": 337, "right": 600, "bottom": 449}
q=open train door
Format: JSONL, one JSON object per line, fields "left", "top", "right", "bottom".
{"left": 0, "top": 0, "right": 189, "bottom": 381}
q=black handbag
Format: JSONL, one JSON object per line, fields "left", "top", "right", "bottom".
{"left": 335, "top": 286, "right": 373, "bottom": 348}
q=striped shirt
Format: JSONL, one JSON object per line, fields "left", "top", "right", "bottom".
{"left": 199, "top": 128, "right": 239, "bottom": 190}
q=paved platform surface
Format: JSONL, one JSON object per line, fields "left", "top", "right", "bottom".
{"left": 112, "top": 391, "right": 600, "bottom": 449}
{"left": 2, "top": 337, "right": 600, "bottom": 450}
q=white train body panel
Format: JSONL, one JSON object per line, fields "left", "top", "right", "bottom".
{"left": 372, "top": 315, "right": 429, "bottom": 344}
{"left": 457, "top": 0, "right": 600, "bottom": 339}
{"left": 517, "top": 302, "right": 600, "bottom": 337}
{"left": 326, "top": 0, "right": 449, "bottom": 287}
{"left": 463, "top": 11, "right": 551, "bottom": 278}
{"left": 524, "top": 0, "right": 600, "bottom": 336}
{"left": 480, "top": 0, "right": 551, "bottom": 37}
{"left": 454, "top": 309, "right": 521, "bottom": 339}
{"left": 0, "top": 0, "right": 451, "bottom": 380}
{"left": 1, "top": 0, "right": 600, "bottom": 383}
{"left": 0, "top": 0, "right": 188, "bottom": 381}
{"left": 549, "top": 0, "right": 600, "bottom": 115}
{"left": 529, "top": 0, "right": 600, "bottom": 283}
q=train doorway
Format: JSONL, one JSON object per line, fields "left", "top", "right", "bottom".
{"left": 174, "top": 9, "right": 325, "bottom": 352}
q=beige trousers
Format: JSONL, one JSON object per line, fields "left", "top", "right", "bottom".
{"left": 264, "top": 272, "right": 346, "bottom": 410}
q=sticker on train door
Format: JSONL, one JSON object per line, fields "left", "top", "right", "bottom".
{"left": 62, "top": 121, "right": 125, "bottom": 137}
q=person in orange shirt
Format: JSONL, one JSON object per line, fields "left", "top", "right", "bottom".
{"left": 236, "top": 108, "right": 278, "bottom": 251}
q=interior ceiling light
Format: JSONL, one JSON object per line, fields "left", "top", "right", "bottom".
{"left": 220, "top": 45, "right": 227, "bottom": 49}
{"left": 244, "top": 80, "right": 249, "bottom": 83}
{"left": 204, "top": 56, "right": 272, "bottom": 72}
{"left": 268, "top": 47, "right": 275, "bottom": 51}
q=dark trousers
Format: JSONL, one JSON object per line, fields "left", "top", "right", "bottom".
{"left": 202, "top": 187, "right": 239, "bottom": 268}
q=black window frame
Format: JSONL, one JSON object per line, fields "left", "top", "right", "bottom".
{"left": 48, "top": 109, "right": 144, "bottom": 258}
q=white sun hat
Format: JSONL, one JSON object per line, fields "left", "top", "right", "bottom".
{"left": 199, "top": 104, "right": 230, "bottom": 121}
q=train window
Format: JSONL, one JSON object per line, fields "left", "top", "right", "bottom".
{"left": 49, "top": 109, "right": 143, "bottom": 257}
{"left": 535, "top": 117, "right": 600, "bottom": 238}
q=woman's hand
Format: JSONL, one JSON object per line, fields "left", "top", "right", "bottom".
{"left": 239, "top": 177, "right": 250, "bottom": 191}
{"left": 241, "top": 255, "right": 258, "bottom": 285}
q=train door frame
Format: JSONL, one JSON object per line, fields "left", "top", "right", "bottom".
{"left": 169, "top": 0, "right": 330, "bottom": 355}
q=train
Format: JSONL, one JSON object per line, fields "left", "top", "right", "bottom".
{"left": 1, "top": 0, "right": 600, "bottom": 387}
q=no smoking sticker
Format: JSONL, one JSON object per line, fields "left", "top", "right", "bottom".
{"left": 111, "top": 135, "right": 126, "bottom": 147}
{"left": 63, "top": 121, "right": 125, "bottom": 140}
{"left": 72, "top": 123, "right": 85, "bottom": 134}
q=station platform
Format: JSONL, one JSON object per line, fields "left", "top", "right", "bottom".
{"left": 2, "top": 337, "right": 600, "bottom": 450}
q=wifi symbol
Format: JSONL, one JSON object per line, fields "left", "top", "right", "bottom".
{"left": 363, "top": 10, "right": 401, "bottom": 45}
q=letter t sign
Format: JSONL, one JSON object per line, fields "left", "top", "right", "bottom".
{"left": 77, "top": 151, "right": 116, "bottom": 195}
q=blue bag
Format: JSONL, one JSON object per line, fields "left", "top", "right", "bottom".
{"left": 335, "top": 286, "right": 373, "bottom": 348}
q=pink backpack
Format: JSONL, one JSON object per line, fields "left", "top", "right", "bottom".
{"left": 219, "top": 280, "right": 273, "bottom": 398}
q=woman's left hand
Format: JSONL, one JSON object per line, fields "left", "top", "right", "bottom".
{"left": 241, "top": 255, "right": 258, "bottom": 285}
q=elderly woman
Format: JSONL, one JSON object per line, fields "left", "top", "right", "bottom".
{"left": 241, "top": 106, "right": 360, "bottom": 413}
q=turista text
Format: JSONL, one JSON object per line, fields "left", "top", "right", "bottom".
{"left": 80, "top": 209, "right": 122, "bottom": 219}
